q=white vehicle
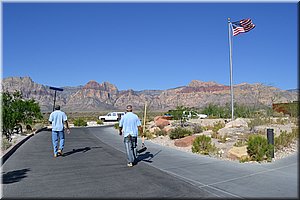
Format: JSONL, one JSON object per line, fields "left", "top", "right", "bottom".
{"left": 99, "top": 112, "right": 125, "bottom": 122}
{"left": 183, "top": 111, "right": 208, "bottom": 119}
{"left": 197, "top": 114, "right": 208, "bottom": 119}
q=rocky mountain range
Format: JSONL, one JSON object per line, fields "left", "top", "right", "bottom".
{"left": 2, "top": 76, "right": 298, "bottom": 112}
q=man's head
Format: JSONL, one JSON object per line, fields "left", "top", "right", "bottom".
{"left": 126, "top": 105, "right": 133, "bottom": 112}
{"left": 55, "top": 105, "right": 61, "bottom": 110}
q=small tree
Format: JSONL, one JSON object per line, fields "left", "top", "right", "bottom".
{"left": 2, "top": 91, "right": 42, "bottom": 141}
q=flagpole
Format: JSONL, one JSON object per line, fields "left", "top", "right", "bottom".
{"left": 228, "top": 18, "right": 234, "bottom": 122}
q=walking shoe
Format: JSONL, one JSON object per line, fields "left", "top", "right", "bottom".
{"left": 127, "top": 163, "right": 133, "bottom": 167}
{"left": 54, "top": 154, "right": 58, "bottom": 158}
{"left": 57, "top": 149, "right": 63, "bottom": 156}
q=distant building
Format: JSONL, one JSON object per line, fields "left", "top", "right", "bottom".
{"left": 272, "top": 101, "right": 299, "bottom": 117}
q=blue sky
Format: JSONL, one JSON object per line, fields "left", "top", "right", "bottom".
{"left": 2, "top": 2, "right": 298, "bottom": 91}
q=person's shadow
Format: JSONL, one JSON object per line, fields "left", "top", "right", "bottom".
{"left": 62, "top": 147, "right": 102, "bottom": 157}
{"left": 2, "top": 168, "right": 30, "bottom": 184}
{"left": 136, "top": 151, "right": 154, "bottom": 164}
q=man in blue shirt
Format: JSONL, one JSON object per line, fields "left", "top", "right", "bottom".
{"left": 119, "top": 105, "right": 143, "bottom": 167}
{"left": 49, "top": 105, "right": 70, "bottom": 157}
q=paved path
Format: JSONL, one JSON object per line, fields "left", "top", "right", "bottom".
{"left": 1, "top": 126, "right": 298, "bottom": 198}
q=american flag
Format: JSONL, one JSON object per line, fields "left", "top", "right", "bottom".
{"left": 231, "top": 18, "right": 255, "bottom": 36}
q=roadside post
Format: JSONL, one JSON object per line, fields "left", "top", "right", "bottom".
{"left": 267, "top": 128, "right": 275, "bottom": 158}
{"left": 49, "top": 86, "right": 64, "bottom": 111}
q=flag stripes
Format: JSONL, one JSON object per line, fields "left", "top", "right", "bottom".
{"left": 231, "top": 18, "right": 255, "bottom": 36}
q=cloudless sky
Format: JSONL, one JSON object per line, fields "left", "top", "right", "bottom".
{"left": 2, "top": 2, "right": 298, "bottom": 91}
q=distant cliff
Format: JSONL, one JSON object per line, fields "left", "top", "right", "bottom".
{"left": 2, "top": 77, "right": 298, "bottom": 112}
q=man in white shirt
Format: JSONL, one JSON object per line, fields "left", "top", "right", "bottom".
{"left": 49, "top": 105, "right": 70, "bottom": 157}
{"left": 119, "top": 105, "right": 143, "bottom": 167}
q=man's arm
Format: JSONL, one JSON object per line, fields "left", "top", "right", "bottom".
{"left": 138, "top": 125, "right": 145, "bottom": 146}
{"left": 65, "top": 120, "right": 70, "bottom": 134}
{"left": 119, "top": 126, "right": 122, "bottom": 135}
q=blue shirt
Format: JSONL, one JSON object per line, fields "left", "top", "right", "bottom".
{"left": 119, "top": 112, "right": 141, "bottom": 137}
{"left": 49, "top": 110, "right": 68, "bottom": 131}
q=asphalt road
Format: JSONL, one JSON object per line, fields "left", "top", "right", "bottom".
{"left": 1, "top": 126, "right": 298, "bottom": 199}
{"left": 2, "top": 126, "right": 214, "bottom": 198}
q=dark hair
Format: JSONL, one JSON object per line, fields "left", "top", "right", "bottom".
{"left": 55, "top": 105, "right": 60, "bottom": 110}
{"left": 126, "top": 105, "right": 132, "bottom": 111}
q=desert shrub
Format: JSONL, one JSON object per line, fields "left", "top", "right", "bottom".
{"left": 169, "top": 127, "right": 193, "bottom": 140}
{"left": 193, "top": 125, "right": 203, "bottom": 134}
{"left": 1, "top": 137, "right": 12, "bottom": 151}
{"left": 275, "top": 118, "right": 288, "bottom": 125}
{"left": 166, "top": 106, "right": 188, "bottom": 120}
{"left": 201, "top": 104, "right": 230, "bottom": 118}
{"left": 192, "top": 135, "right": 218, "bottom": 155}
{"left": 212, "top": 121, "right": 225, "bottom": 133}
{"left": 140, "top": 130, "right": 154, "bottom": 139}
{"left": 73, "top": 118, "right": 87, "bottom": 127}
{"left": 218, "top": 134, "right": 228, "bottom": 143}
{"left": 275, "top": 129, "right": 298, "bottom": 150}
{"left": 114, "top": 122, "right": 119, "bottom": 129}
{"left": 234, "top": 140, "right": 248, "bottom": 147}
{"left": 155, "top": 129, "right": 167, "bottom": 136}
{"left": 201, "top": 103, "right": 261, "bottom": 118}
{"left": 248, "top": 117, "right": 271, "bottom": 130}
{"left": 247, "top": 134, "right": 273, "bottom": 162}
{"left": 239, "top": 156, "right": 250, "bottom": 163}
{"left": 97, "top": 120, "right": 103, "bottom": 125}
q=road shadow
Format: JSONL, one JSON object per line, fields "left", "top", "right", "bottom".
{"left": 136, "top": 152, "right": 154, "bottom": 163}
{"left": 62, "top": 146, "right": 102, "bottom": 157}
{"left": 2, "top": 168, "right": 30, "bottom": 184}
{"left": 136, "top": 149, "right": 162, "bottom": 164}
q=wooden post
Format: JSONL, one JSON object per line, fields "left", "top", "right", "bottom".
{"left": 142, "top": 102, "right": 147, "bottom": 144}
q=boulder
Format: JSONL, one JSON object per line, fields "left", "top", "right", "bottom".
{"left": 227, "top": 146, "right": 249, "bottom": 160}
{"left": 225, "top": 118, "right": 248, "bottom": 128}
{"left": 154, "top": 116, "right": 163, "bottom": 122}
{"left": 155, "top": 118, "right": 170, "bottom": 129}
{"left": 174, "top": 135, "right": 197, "bottom": 147}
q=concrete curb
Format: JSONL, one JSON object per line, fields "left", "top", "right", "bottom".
{"left": 1, "top": 127, "right": 48, "bottom": 165}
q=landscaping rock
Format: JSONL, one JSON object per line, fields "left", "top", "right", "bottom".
{"left": 227, "top": 146, "right": 248, "bottom": 160}
{"left": 225, "top": 118, "right": 249, "bottom": 128}
{"left": 155, "top": 118, "right": 170, "bottom": 129}
{"left": 174, "top": 135, "right": 197, "bottom": 147}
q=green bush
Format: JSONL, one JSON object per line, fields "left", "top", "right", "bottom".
{"left": 193, "top": 125, "right": 203, "bottom": 134}
{"left": 200, "top": 103, "right": 269, "bottom": 119}
{"left": 169, "top": 127, "right": 193, "bottom": 140}
{"left": 73, "top": 118, "right": 87, "bottom": 127}
{"left": 155, "top": 129, "right": 167, "bottom": 136}
{"left": 192, "top": 135, "right": 217, "bottom": 155}
{"left": 140, "top": 130, "right": 154, "bottom": 139}
{"left": 275, "top": 129, "right": 298, "bottom": 150}
{"left": 2, "top": 91, "right": 42, "bottom": 140}
{"left": 97, "top": 120, "right": 103, "bottom": 125}
{"left": 247, "top": 134, "right": 273, "bottom": 162}
{"left": 212, "top": 121, "right": 225, "bottom": 133}
{"left": 114, "top": 123, "right": 119, "bottom": 129}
